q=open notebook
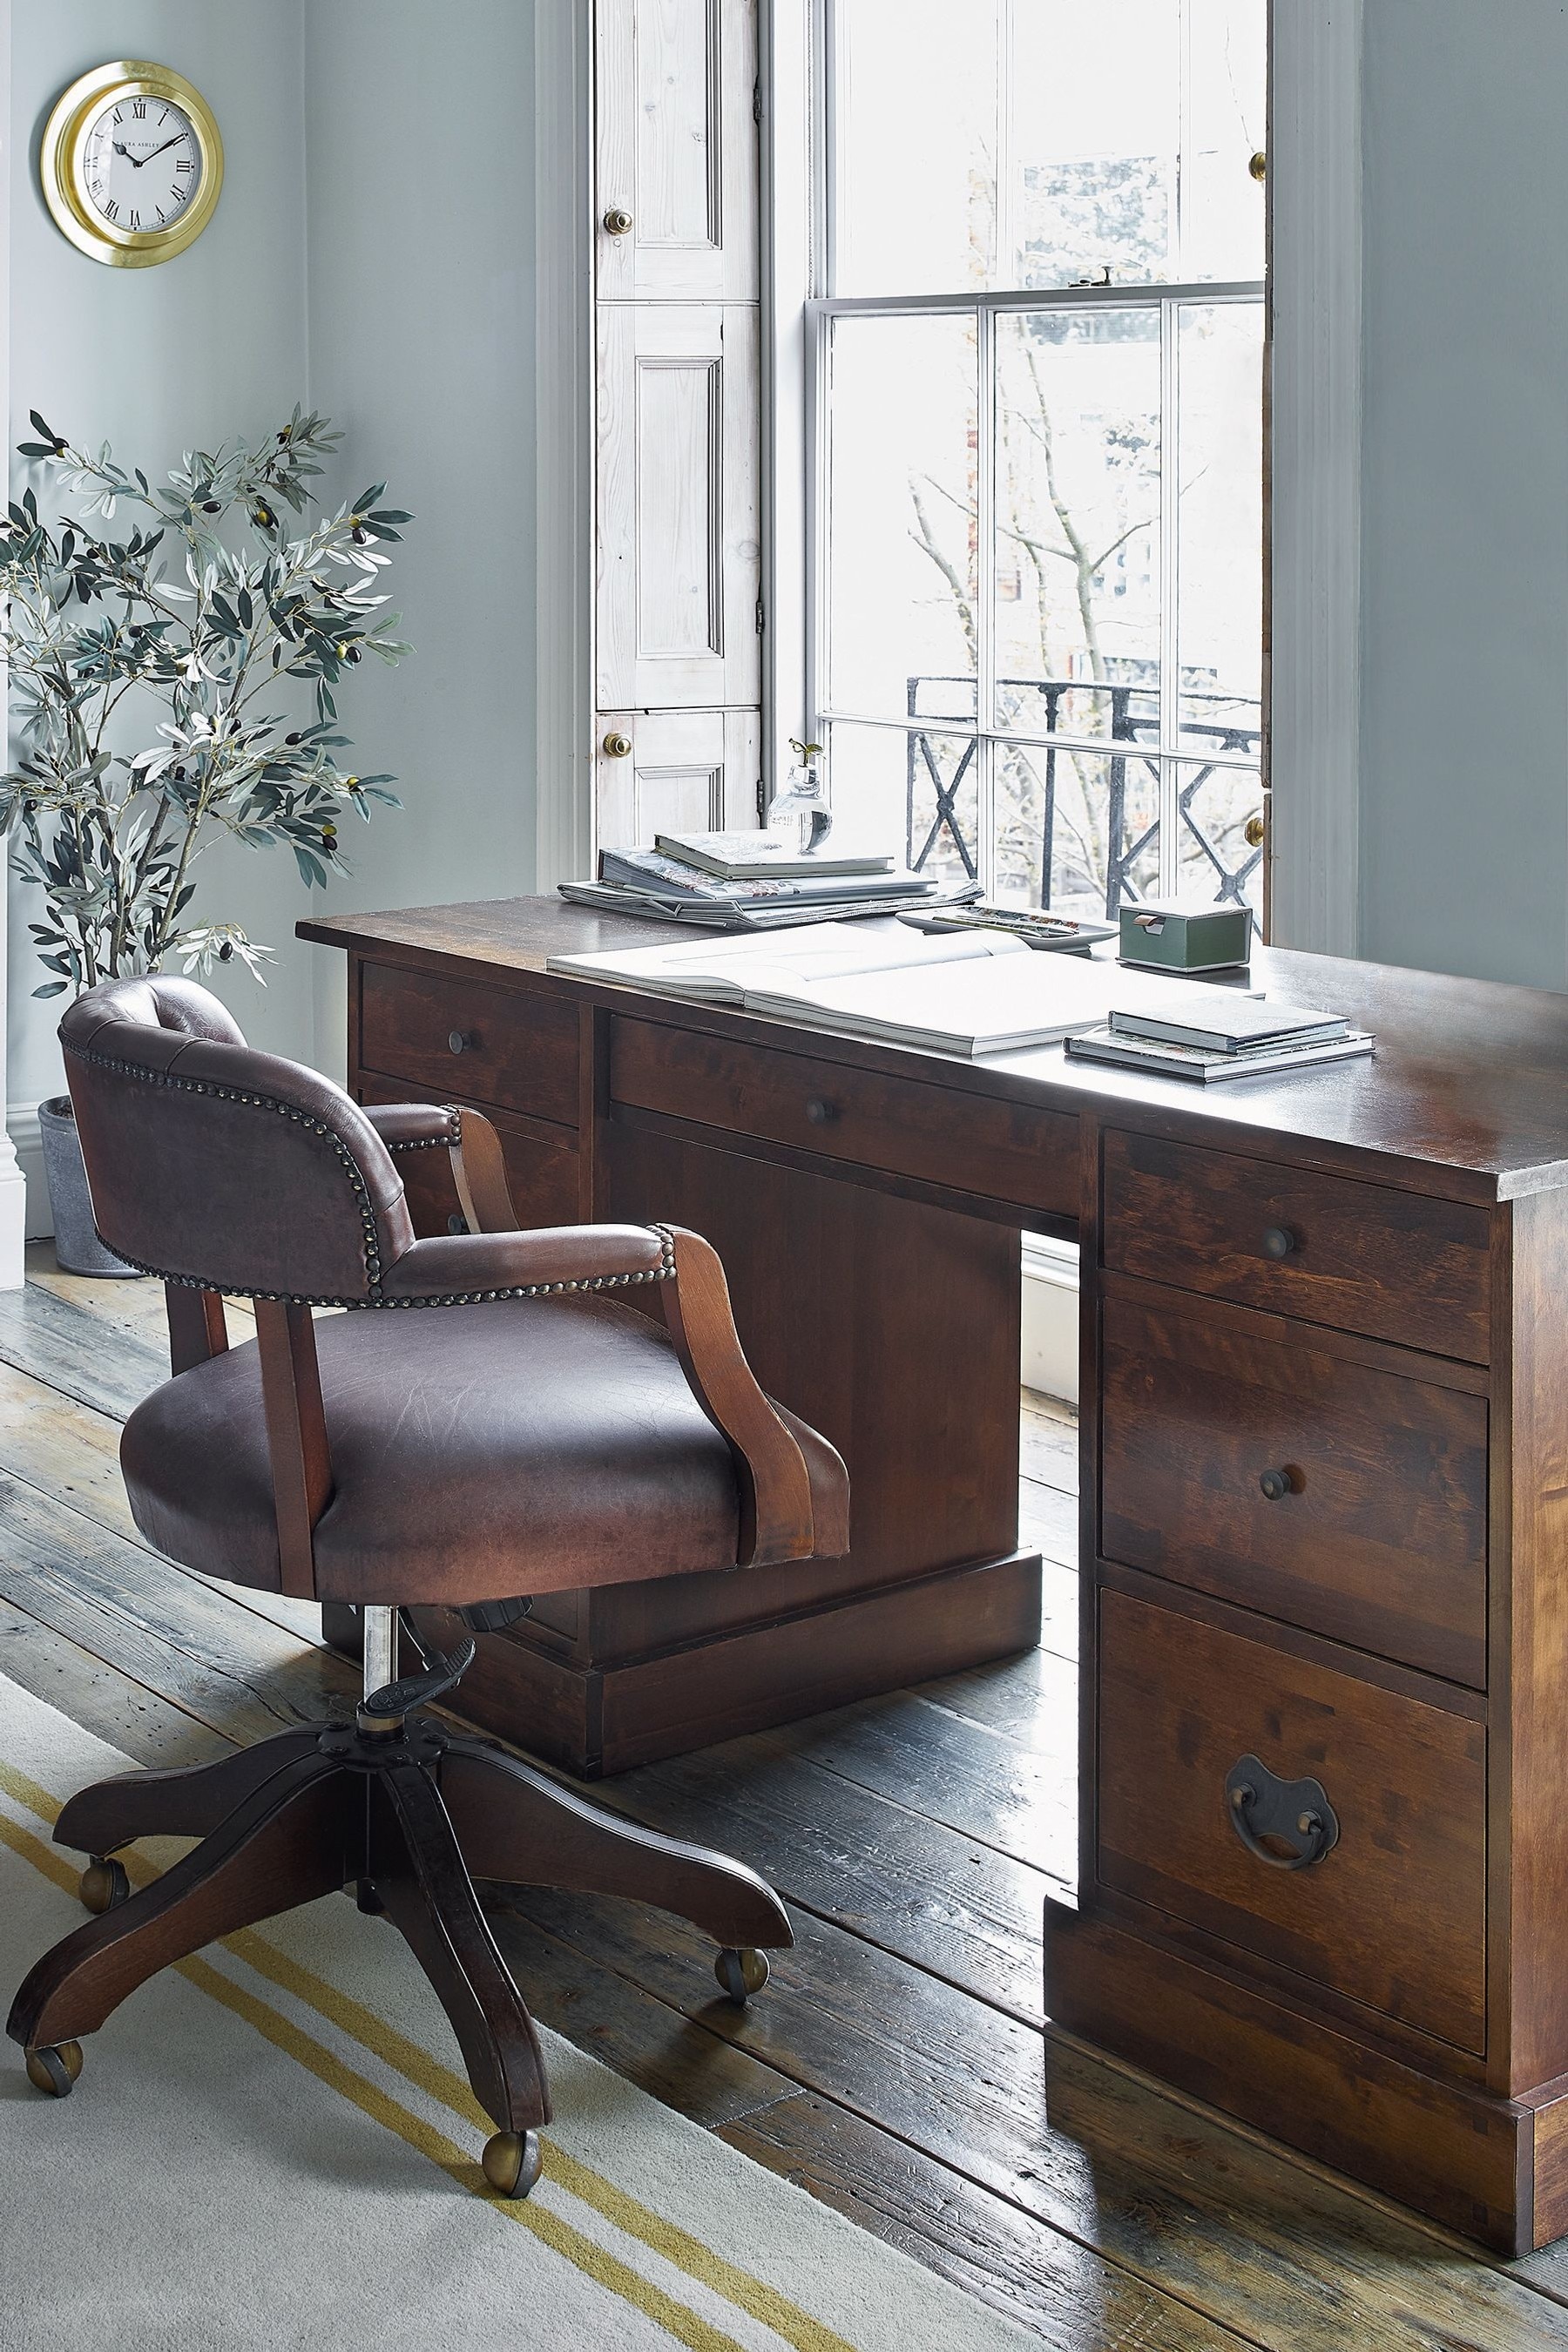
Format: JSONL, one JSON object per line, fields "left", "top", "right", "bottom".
{"left": 548, "top": 922, "right": 1260, "bottom": 1057}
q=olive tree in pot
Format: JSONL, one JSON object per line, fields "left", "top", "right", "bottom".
{"left": 0, "top": 409, "right": 409, "bottom": 1272}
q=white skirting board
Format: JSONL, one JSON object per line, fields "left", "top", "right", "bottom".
{"left": 1021, "top": 1233, "right": 1078, "bottom": 1405}
{"left": 6, "top": 1102, "right": 48, "bottom": 1247}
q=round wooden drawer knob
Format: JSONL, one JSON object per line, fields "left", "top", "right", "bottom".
{"left": 1261, "top": 1225, "right": 1297, "bottom": 1259}
{"left": 1258, "top": 1468, "right": 1292, "bottom": 1502}
{"left": 448, "top": 1030, "right": 474, "bottom": 1055}
{"left": 805, "top": 1098, "right": 838, "bottom": 1125}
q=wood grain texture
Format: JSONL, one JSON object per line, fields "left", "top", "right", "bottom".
{"left": 1097, "top": 1587, "right": 1488, "bottom": 2051}
{"left": 1102, "top": 1125, "right": 1494, "bottom": 1359}
{"left": 612, "top": 1013, "right": 1081, "bottom": 1219}
{"left": 596, "top": 304, "right": 760, "bottom": 709}
{"left": 30, "top": 1251, "right": 1568, "bottom": 2335}
{"left": 360, "top": 962, "right": 580, "bottom": 1125}
{"left": 355, "top": 1078, "right": 579, "bottom": 1237}
{"left": 299, "top": 897, "right": 1568, "bottom": 1199}
{"left": 594, "top": 0, "right": 759, "bottom": 303}
{"left": 1099, "top": 1288, "right": 1489, "bottom": 1684}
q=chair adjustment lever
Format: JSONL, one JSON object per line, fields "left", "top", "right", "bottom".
{"left": 358, "top": 1608, "right": 476, "bottom": 1727}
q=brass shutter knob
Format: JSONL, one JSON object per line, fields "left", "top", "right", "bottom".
{"left": 603, "top": 731, "right": 633, "bottom": 758}
{"left": 1244, "top": 813, "right": 1266, "bottom": 848}
{"left": 603, "top": 206, "right": 634, "bottom": 236}
{"left": 1249, "top": 152, "right": 1267, "bottom": 183}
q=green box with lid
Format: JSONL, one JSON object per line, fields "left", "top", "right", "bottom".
{"left": 1119, "top": 899, "right": 1254, "bottom": 973}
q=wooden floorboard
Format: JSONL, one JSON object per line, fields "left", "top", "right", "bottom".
{"left": 8, "top": 1255, "right": 1568, "bottom": 2348}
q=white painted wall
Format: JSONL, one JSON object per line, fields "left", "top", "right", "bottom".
{"left": 1357, "top": 0, "right": 1568, "bottom": 989}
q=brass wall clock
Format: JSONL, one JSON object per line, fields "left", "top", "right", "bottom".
{"left": 41, "top": 61, "right": 223, "bottom": 267}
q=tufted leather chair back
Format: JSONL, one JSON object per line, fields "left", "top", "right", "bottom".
{"left": 59, "top": 976, "right": 416, "bottom": 1304}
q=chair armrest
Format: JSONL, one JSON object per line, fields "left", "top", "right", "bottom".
{"left": 378, "top": 1223, "right": 675, "bottom": 1301}
{"left": 379, "top": 1218, "right": 818, "bottom": 1570}
{"left": 363, "top": 1100, "right": 519, "bottom": 1234}
{"left": 657, "top": 1225, "right": 816, "bottom": 1571}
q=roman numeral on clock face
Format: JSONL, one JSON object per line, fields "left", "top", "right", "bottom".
{"left": 101, "top": 198, "right": 118, "bottom": 221}
{"left": 176, "top": 157, "right": 194, "bottom": 173}
{"left": 132, "top": 98, "right": 146, "bottom": 118}
{"left": 128, "top": 209, "right": 140, "bottom": 231}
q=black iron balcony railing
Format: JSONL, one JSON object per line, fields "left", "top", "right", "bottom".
{"left": 904, "top": 674, "right": 1262, "bottom": 916}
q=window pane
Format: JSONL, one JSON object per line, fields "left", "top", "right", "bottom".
{"left": 831, "top": 2, "right": 1265, "bottom": 296}
{"left": 826, "top": 313, "right": 978, "bottom": 719}
{"left": 1173, "top": 759, "right": 1263, "bottom": 909}
{"left": 994, "top": 742, "right": 1159, "bottom": 917}
{"left": 994, "top": 310, "right": 1161, "bottom": 736}
{"left": 1010, "top": 3, "right": 1179, "bottom": 289}
{"left": 1182, "top": 0, "right": 1268, "bottom": 283}
{"left": 832, "top": 0, "right": 999, "bottom": 296}
{"left": 826, "top": 720, "right": 980, "bottom": 888}
{"left": 1176, "top": 302, "right": 1262, "bottom": 755}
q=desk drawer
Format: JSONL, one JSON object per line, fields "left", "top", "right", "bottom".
{"left": 1102, "top": 1129, "right": 1492, "bottom": 1362}
{"left": 357, "top": 1078, "right": 579, "bottom": 1236}
{"left": 610, "top": 1018, "right": 1078, "bottom": 1219}
{"left": 360, "top": 963, "right": 579, "bottom": 1125}
{"left": 1100, "top": 1294, "right": 1488, "bottom": 1686}
{"left": 1098, "top": 1588, "right": 1487, "bottom": 2051}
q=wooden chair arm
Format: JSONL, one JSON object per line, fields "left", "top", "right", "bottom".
{"left": 657, "top": 1225, "right": 816, "bottom": 1570}
{"left": 448, "top": 1109, "right": 518, "bottom": 1234}
{"left": 362, "top": 1099, "right": 520, "bottom": 1235}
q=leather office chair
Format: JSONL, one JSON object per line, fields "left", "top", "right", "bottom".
{"left": 8, "top": 976, "right": 848, "bottom": 2196}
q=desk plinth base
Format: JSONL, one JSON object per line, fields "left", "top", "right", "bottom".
{"left": 1044, "top": 1900, "right": 1568, "bottom": 2256}
{"left": 326, "top": 1544, "right": 1041, "bottom": 1778}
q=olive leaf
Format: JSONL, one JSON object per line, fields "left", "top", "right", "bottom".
{"left": 0, "top": 408, "right": 411, "bottom": 995}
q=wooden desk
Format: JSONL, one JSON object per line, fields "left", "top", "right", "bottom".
{"left": 303, "top": 895, "right": 1568, "bottom": 2254}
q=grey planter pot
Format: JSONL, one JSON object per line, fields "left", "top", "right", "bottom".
{"left": 37, "top": 1095, "right": 143, "bottom": 1278}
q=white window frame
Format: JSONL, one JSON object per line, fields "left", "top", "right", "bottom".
{"left": 760, "top": 0, "right": 1363, "bottom": 938}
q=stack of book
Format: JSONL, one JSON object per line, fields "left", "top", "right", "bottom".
{"left": 559, "top": 829, "right": 970, "bottom": 930}
{"left": 1064, "top": 997, "right": 1376, "bottom": 1083}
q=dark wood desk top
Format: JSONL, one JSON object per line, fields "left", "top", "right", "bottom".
{"left": 300, "top": 896, "right": 1568, "bottom": 1203}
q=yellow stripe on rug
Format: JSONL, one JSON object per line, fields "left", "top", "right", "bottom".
{"left": 0, "top": 1751, "right": 858, "bottom": 2352}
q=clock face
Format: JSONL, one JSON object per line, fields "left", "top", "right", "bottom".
{"left": 80, "top": 93, "right": 202, "bottom": 235}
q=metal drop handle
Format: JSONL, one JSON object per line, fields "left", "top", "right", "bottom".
{"left": 1225, "top": 1754, "right": 1339, "bottom": 1871}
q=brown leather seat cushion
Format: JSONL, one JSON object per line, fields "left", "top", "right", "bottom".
{"left": 122, "top": 1294, "right": 846, "bottom": 1607}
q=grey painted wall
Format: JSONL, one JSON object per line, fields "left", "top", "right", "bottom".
{"left": 8, "top": 0, "right": 311, "bottom": 1106}
{"left": 1358, "top": 0, "right": 1568, "bottom": 987}
{"left": 6, "top": 0, "right": 537, "bottom": 1132}
{"left": 302, "top": 0, "right": 537, "bottom": 1078}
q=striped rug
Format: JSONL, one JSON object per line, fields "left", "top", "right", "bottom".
{"left": 0, "top": 1680, "right": 1037, "bottom": 2350}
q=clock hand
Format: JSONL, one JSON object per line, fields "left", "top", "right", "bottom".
{"left": 112, "top": 141, "right": 147, "bottom": 167}
{"left": 139, "top": 135, "right": 188, "bottom": 166}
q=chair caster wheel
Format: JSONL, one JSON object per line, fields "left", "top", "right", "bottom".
{"left": 25, "top": 2042, "right": 84, "bottom": 2098}
{"left": 355, "top": 1879, "right": 385, "bottom": 1916}
{"left": 80, "top": 1856, "right": 131, "bottom": 1915}
{"left": 483, "top": 2130, "right": 543, "bottom": 2199}
{"left": 715, "top": 1947, "right": 769, "bottom": 2004}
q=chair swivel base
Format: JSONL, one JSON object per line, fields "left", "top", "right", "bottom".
{"left": 7, "top": 1709, "right": 792, "bottom": 2196}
